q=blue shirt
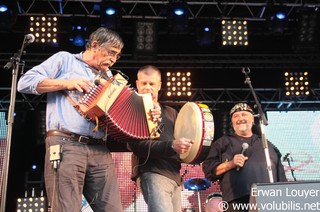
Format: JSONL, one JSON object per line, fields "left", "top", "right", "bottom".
{"left": 17, "top": 51, "right": 104, "bottom": 138}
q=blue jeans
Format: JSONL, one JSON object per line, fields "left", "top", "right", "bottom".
{"left": 139, "top": 172, "right": 182, "bottom": 212}
{"left": 44, "top": 135, "right": 123, "bottom": 212}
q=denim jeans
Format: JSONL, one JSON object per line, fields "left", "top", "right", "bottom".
{"left": 139, "top": 172, "right": 182, "bottom": 212}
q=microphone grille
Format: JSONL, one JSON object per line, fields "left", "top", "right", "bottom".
{"left": 242, "top": 142, "right": 249, "bottom": 150}
{"left": 25, "top": 34, "right": 35, "bottom": 43}
{"left": 94, "top": 79, "right": 100, "bottom": 85}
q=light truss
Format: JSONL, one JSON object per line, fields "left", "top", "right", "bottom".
{"left": 1, "top": 87, "right": 320, "bottom": 112}
{"left": 1, "top": 53, "right": 320, "bottom": 70}
{"left": 158, "top": 88, "right": 320, "bottom": 111}
{"left": 15, "top": 0, "right": 320, "bottom": 21}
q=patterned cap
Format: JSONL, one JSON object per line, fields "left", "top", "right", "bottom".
{"left": 230, "top": 103, "right": 254, "bottom": 117}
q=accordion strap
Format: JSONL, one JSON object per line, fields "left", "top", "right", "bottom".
{"left": 60, "top": 90, "right": 99, "bottom": 132}
{"left": 60, "top": 90, "right": 78, "bottom": 107}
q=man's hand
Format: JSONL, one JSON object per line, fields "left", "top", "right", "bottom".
{"left": 66, "top": 79, "right": 94, "bottom": 93}
{"left": 151, "top": 102, "right": 162, "bottom": 122}
{"left": 171, "top": 137, "right": 193, "bottom": 154}
{"left": 232, "top": 154, "right": 248, "bottom": 168}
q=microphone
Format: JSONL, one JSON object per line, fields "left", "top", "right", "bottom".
{"left": 115, "top": 69, "right": 129, "bottom": 80}
{"left": 283, "top": 153, "right": 290, "bottom": 162}
{"left": 237, "top": 142, "right": 249, "bottom": 171}
{"left": 25, "top": 34, "right": 35, "bottom": 44}
{"left": 94, "top": 78, "right": 100, "bottom": 85}
{"left": 3, "top": 34, "right": 35, "bottom": 71}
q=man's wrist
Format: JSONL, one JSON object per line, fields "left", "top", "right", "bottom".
{"left": 171, "top": 143, "right": 175, "bottom": 150}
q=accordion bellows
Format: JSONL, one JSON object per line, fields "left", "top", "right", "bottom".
{"left": 77, "top": 73, "right": 160, "bottom": 142}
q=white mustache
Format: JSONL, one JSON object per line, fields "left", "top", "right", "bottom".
{"left": 236, "top": 120, "right": 247, "bottom": 125}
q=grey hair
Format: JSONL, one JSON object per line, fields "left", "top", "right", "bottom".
{"left": 86, "top": 27, "right": 124, "bottom": 50}
{"left": 137, "top": 65, "right": 161, "bottom": 79}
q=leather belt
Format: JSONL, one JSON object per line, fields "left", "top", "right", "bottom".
{"left": 47, "top": 130, "right": 105, "bottom": 145}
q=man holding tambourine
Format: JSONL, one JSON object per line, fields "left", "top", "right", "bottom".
{"left": 128, "top": 65, "right": 193, "bottom": 212}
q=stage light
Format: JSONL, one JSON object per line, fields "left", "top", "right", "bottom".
{"left": 166, "top": 71, "right": 192, "bottom": 97}
{"left": 221, "top": 19, "right": 248, "bottom": 46}
{"left": 105, "top": 7, "right": 116, "bottom": 16}
{"left": 275, "top": 11, "right": 286, "bottom": 20}
{"left": 29, "top": 16, "right": 58, "bottom": 44}
{"left": 0, "top": 1, "right": 17, "bottom": 31}
{"left": 100, "top": 0, "right": 122, "bottom": 30}
{"left": 268, "top": 5, "right": 288, "bottom": 34}
{"left": 167, "top": 0, "right": 189, "bottom": 32}
{"left": 69, "top": 25, "right": 88, "bottom": 47}
{"left": 133, "top": 20, "right": 157, "bottom": 59}
{"left": 196, "top": 21, "right": 215, "bottom": 47}
{"left": 32, "top": 165, "right": 37, "bottom": 170}
{"left": 294, "top": 9, "right": 319, "bottom": 53}
{"left": 220, "top": 111, "right": 232, "bottom": 135}
{"left": 174, "top": 8, "right": 185, "bottom": 16}
{"left": 17, "top": 197, "right": 47, "bottom": 212}
{"left": 0, "top": 5, "right": 8, "bottom": 12}
{"left": 284, "top": 71, "right": 310, "bottom": 98}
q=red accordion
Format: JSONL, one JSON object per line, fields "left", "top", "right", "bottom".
{"left": 76, "top": 73, "right": 160, "bottom": 142}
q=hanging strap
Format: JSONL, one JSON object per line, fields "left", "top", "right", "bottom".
{"left": 60, "top": 90, "right": 78, "bottom": 107}
{"left": 60, "top": 90, "right": 100, "bottom": 132}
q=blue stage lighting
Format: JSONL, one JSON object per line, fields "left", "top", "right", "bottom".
{"left": 69, "top": 25, "right": 88, "bottom": 47}
{"left": 105, "top": 7, "right": 116, "bottom": 16}
{"left": 167, "top": 1, "right": 189, "bottom": 32}
{"left": 73, "top": 35, "right": 85, "bottom": 46}
{"left": 0, "top": 5, "right": 8, "bottom": 12}
{"left": 174, "top": 8, "right": 185, "bottom": 16}
{"left": 197, "top": 23, "right": 215, "bottom": 47}
{"left": 0, "top": 1, "right": 17, "bottom": 30}
{"left": 100, "top": 0, "right": 122, "bottom": 29}
{"left": 276, "top": 12, "right": 286, "bottom": 20}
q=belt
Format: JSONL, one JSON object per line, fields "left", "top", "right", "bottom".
{"left": 47, "top": 130, "right": 105, "bottom": 145}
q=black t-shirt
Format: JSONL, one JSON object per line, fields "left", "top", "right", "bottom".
{"left": 128, "top": 104, "right": 182, "bottom": 185}
{"left": 202, "top": 134, "right": 287, "bottom": 202}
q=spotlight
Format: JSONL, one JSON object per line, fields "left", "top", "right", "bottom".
{"left": 133, "top": 20, "right": 157, "bottom": 59}
{"left": 167, "top": 0, "right": 189, "bottom": 32}
{"left": 174, "top": 8, "right": 185, "bottom": 16}
{"left": 221, "top": 19, "right": 248, "bottom": 46}
{"left": 268, "top": 5, "right": 288, "bottom": 34}
{"left": 0, "top": 0, "right": 17, "bottom": 31}
{"left": 275, "top": 11, "right": 286, "bottom": 20}
{"left": 17, "top": 197, "right": 47, "bottom": 212}
{"left": 293, "top": 9, "right": 319, "bottom": 53}
{"left": 105, "top": 7, "right": 116, "bottom": 16}
{"left": 166, "top": 71, "right": 192, "bottom": 97}
{"left": 196, "top": 21, "right": 215, "bottom": 47}
{"left": 284, "top": 71, "right": 310, "bottom": 98}
{"left": 29, "top": 16, "right": 58, "bottom": 44}
{"left": 0, "top": 5, "right": 8, "bottom": 12}
{"left": 100, "top": 0, "right": 122, "bottom": 30}
{"left": 69, "top": 25, "right": 88, "bottom": 47}
{"left": 32, "top": 164, "right": 37, "bottom": 170}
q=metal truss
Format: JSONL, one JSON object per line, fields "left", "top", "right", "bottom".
{"left": 113, "top": 53, "right": 320, "bottom": 70}
{"left": 1, "top": 53, "right": 320, "bottom": 70}
{"left": 2, "top": 1, "right": 320, "bottom": 112}
{"left": 1, "top": 87, "right": 320, "bottom": 112}
{"left": 15, "top": 0, "right": 320, "bottom": 21}
{"left": 159, "top": 88, "right": 320, "bottom": 111}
